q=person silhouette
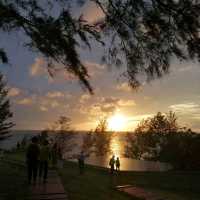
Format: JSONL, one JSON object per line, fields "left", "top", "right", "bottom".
{"left": 109, "top": 155, "right": 115, "bottom": 174}
{"left": 78, "top": 151, "right": 86, "bottom": 174}
{"left": 52, "top": 142, "right": 58, "bottom": 167}
{"left": 26, "top": 137, "right": 40, "bottom": 185}
{"left": 39, "top": 140, "right": 50, "bottom": 183}
{"left": 116, "top": 157, "right": 120, "bottom": 171}
{"left": 17, "top": 142, "right": 20, "bottom": 149}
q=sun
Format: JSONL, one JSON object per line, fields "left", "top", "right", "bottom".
{"left": 108, "top": 113, "right": 126, "bottom": 132}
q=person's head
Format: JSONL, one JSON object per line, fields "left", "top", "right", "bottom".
{"left": 117, "top": 157, "right": 119, "bottom": 160}
{"left": 31, "top": 136, "right": 38, "bottom": 144}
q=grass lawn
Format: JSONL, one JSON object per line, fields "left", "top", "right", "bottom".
{"left": 0, "top": 161, "right": 29, "bottom": 200}
{"left": 4, "top": 149, "right": 26, "bottom": 162}
{"left": 59, "top": 161, "right": 200, "bottom": 200}
{"left": 2, "top": 150, "right": 200, "bottom": 200}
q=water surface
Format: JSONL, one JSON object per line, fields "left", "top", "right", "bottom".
{"left": 0, "top": 131, "right": 171, "bottom": 171}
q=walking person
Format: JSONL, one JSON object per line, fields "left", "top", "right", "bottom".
{"left": 52, "top": 143, "right": 58, "bottom": 167}
{"left": 78, "top": 151, "right": 86, "bottom": 174}
{"left": 116, "top": 157, "right": 120, "bottom": 172}
{"left": 39, "top": 140, "right": 50, "bottom": 183}
{"left": 26, "top": 137, "right": 40, "bottom": 185}
{"left": 57, "top": 146, "right": 64, "bottom": 169}
{"left": 109, "top": 155, "right": 115, "bottom": 174}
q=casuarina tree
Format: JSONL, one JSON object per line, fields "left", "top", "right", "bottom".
{"left": 1, "top": 0, "right": 200, "bottom": 92}
{"left": 0, "top": 73, "right": 14, "bottom": 140}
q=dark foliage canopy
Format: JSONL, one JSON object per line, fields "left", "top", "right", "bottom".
{"left": 1, "top": 0, "right": 200, "bottom": 92}
{"left": 0, "top": 73, "right": 14, "bottom": 140}
{"left": 125, "top": 112, "right": 200, "bottom": 170}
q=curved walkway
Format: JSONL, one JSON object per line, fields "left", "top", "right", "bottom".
{"left": 30, "top": 170, "right": 68, "bottom": 200}
{"left": 117, "top": 185, "right": 164, "bottom": 200}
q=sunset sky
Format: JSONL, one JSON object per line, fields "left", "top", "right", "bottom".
{"left": 1, "top": 1, "right": 200, "bottom": 131}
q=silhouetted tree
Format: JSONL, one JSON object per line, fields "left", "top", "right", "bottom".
{"left": 93, "top": 0, "right": 200, "bottom": 88}
{"left": 51, "top": 116, "right": 75, "bottom": 158}
{"left": 158, "top": 131, "right": 200, "bottom": 170}
{"left": 125, "top": 111, "right": 200, "bottom": 169}
{"left": 95, "top": 117, "right": 108, "bottom": 133}
{"left": 81, "top": 131, "right": 94, "bottom": 155}
{"left": 93, "top": 117, "right": 112, "bottom": 156}
{"left": 82, "top": 117, "right": 111, "bottom": 156}
{"left": 0, "top": 73, "right": 14, "bottom": 140}
{"left": 1, "top": 1, "right": 200, "bottom": 92}
{"left": 125, "top": 111, "right": 179, "bottom": 160}
{"left": 136, "top": 111, "right": 179, "bottom": 134}
{"left": 0, "top": 0, "right": 101, "bottom": 93}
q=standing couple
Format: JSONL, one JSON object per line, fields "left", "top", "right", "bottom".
{"left": 26, "top": 137, "right": 50, "bottom": 185}
{"left": 109, "top": 155, "right": 120, "bottom": 174}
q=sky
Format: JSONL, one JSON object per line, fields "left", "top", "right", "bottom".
{"left": 1, "top": 1, "right": 200, "bottom": 131}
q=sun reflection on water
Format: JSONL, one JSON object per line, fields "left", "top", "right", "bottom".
{"left": 110, "top": 134, "right": 122, "bottom": 158}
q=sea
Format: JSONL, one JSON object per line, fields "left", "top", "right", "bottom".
{"left": 0, "top": 130, "right": 172, "bottom": 172}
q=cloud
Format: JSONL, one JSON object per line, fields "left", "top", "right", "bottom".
{"left": 84, "top": 61, "right": 105, "bottom": 77}
{"left": 88, "top": 104, "right": 103, "bottom": 116}
{"left": 99, "top": 97, "right": 120, "bottom": 114}
{"left": 46, "top": 91, "right": 64, "bottom": 98}
{"left": 172, "top": 60, "right": 198, "bottom": 73}
{"left": 30, "top": 58, "right": 106, "bottom": 86}
{"left": 50, "top": 101, "right": 59, "bottom": 108}
{"left": 40, "top": 106, "right": 48, "bottom": 112}
{"left": 82, "top": 1, "right": 105, "bottom": 24}
{"left": 17, "top": 98, "right": 34, "bottom": 105}
{"left": 8, "top": 87, "right": 21, "bottom": 97}
{"left": 40, "top": 97, "right": 60, "bottom": 108}
{"left": 48, "top": 69, "right": 76, "bottom": 83}
{"left": 116, "top": 82, "right": 132, "bottom": 92}
{"left": 169, "top": 102, "right": 199, "bottom": 113}
{"left": 15, "top": 92, "right": 64, "bottom": 111}
{"left": 178, "top": 65, "right": 194, "bottom": 72}
{"left": 30, "top": 57, "right": 76, "bottom": 82}
{"left": 78, "top": 96, "right": 136, "bottom": 119}
{"left": 76, "top": 102, "right": 114, "bottom": 117}
{"left": 30, "top": 57, "right": 47, "bottom": 77}
{"left": 101, "top": 97, "right": 136, "bottom": 107}
{"left": 101, "top": 104, "right": 116, "bottom": 113}
{"left": 80, "top": 94, "right": 91, "bottom": 103}
{"left": 128, "top": 114, "right": 153, "bottom": 122}
{"left": 118, "top": 100, "right": 136, "bottom": 106}
{"left": 190, "top": 114, "right": 200, "bottom": 120}
{"left": 101, "top": 97, "right": 119, "bottom": 104}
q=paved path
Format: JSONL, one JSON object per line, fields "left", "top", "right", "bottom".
{"left": 117, "top": 185, "right": 164, "bottom": 200}
{"left": 30, "top": 170, "right": 68, "bottom": 200}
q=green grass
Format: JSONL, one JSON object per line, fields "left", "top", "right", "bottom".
{"left": 0, "top": 161, "right": 29, "bottom": 200}
{"left": 0, "top": 150, "right": 30, "bottom": 199}
{"left": 2, "top": 150, "right": 200, "bottom": 200}
{"left": 4, "top": 149, "right": 26, "bottom": 162}
{"left": 59, "top": 161, "right": 200, "bottom": 200}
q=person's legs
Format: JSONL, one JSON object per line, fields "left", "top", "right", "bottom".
{"left": 43, "top": 161, "right": 48, "bottom": 182}
{"left": 27, "top": 162, "right": 32, "bottom": 184}
{"left": 78, "top": 160, "right": 81, "bottom": 174}
{"left": 111, "top": 165, "right": 114, "bottom": 174}
{"left": 82, "top": 162, "right": 85, "bottom": 174}
{"left": 39, "top": 161, "right": 43, "bottom": 180}
{"left": 80, "top": 165, "right": 83, "bottom": 174}
{"left": 32, "top": 161, "right": 38, "bottom": 184}
{"left": 79, "top": 161, "right": 84, "bottom": 174}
